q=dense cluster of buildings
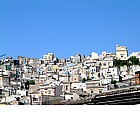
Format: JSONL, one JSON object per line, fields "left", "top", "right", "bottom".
{"left": 0, "top": 44, "right": 140, "bottom": 105}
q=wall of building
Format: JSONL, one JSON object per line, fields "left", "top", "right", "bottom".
{"left": 116, "top": 44, "right": 128, "bottom": 60}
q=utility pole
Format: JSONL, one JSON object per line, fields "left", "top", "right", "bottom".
{"left": 30, "top": 95, "right": 32, "bottom": 105}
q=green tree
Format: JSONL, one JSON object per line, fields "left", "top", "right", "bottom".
{"left": 25, "top": 81, "right": 30, "bottom": 90}
{"left": 128, "top": 56, "right": 139, "bottom": 65}
{"left": 25, "top": 80, "right": 35, "bottom": 90}
{"left": 114, "top": 57, "right": 140, "bottom": 68}
{"left": 111, "top": 80, "right": 117, "bottom": 85}
{"left": 111, "top": 80, "right": 118, "bottom": 89}
{"left": 29, "top": 80, "right": 35, "bottom": 85}
{"left": 114, "top": 59, "right": 121, "bottom": 67}
{"left": 82, "top": 78, "right": 87, "bottom": 83}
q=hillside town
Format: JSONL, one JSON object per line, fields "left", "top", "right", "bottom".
{"left": 0, "top": 44, "right": 140, "bottom": 105}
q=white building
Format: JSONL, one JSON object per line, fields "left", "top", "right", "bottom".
{"left": 100, "top": 67, "right": 120, "bottom": 78}
{"left": 100, "top": 78, "right": 112, "bottom": 85}
{"left": 43, "top": 53, "right": 54, "bottom": 63}
{"left": 120, "top": 65, "right": 128, "bottom": 76}
{"left": 99, "top": 52, "right": 115, "bottom": 60}
{"left": 89, "top": 66, "right": 100, "bottom": 79}
{"left": 16, "top": 90, "right": 27, "bottom": 96}
{"left": 71, "top": 82, "right": 86, "bottom": 92}
{"left": 99, "top": 58, "right": 114, "bottom": 69}
{"left": 90, "top": 52, "right": 99, "bottom": 60}
{"left": 64, "top": 93, "right": 79, "bottom": 101}
{"left": 129, "top": 52, "right": 140, "bottom": 60}
{"left": 116, "top": 44, "right": 128, "bottom": 60}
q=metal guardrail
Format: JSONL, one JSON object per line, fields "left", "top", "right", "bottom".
{"left": 62, "top": 85, "right": 140, "bottom": 105}
{"left": 96, "top": 85, "right": 140, "bottom": 97}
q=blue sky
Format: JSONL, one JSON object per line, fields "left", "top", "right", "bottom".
{"left": 0, "top": 0, "right": 140, "bottom": 59}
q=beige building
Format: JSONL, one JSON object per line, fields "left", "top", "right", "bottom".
{"left": 86, "top": 80, "right": 105, "bottom": 94}
{"left": 38, "top": 84, "right": 63, "bottom": 96}
{"left": 62, "top": 82, "right": 71, "bottom": 94}
{"left": 116, "top": 44, "right": 128, "bottom": 60}
{"left": 43, "top": 53, "right": 54, "bottom": 63}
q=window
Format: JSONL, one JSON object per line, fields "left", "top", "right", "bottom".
{"left": 99, "top": 91, "right": 102, "bottom": 93}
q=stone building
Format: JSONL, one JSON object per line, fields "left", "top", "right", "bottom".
{"left": 0, "top": 75, "right": 10, "bottom": 87}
